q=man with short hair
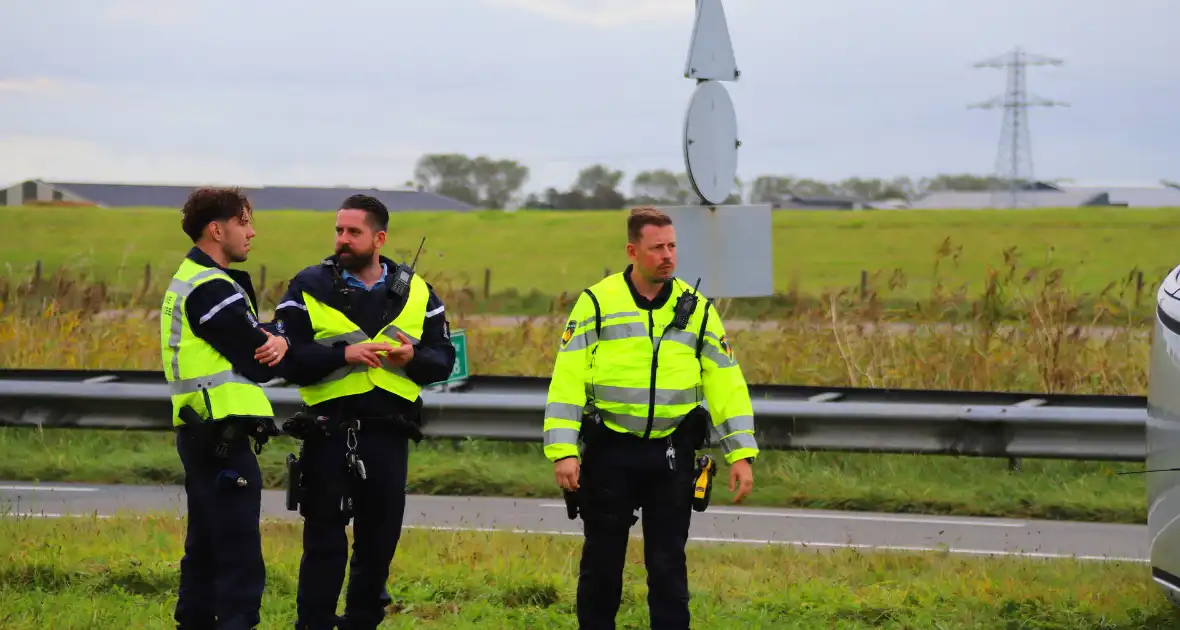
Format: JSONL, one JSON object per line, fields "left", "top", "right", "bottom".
{"left": 274, "top": 194, "right": 456, "bottom": 630}
{"left": 544, "top": 206, "right": 758, "bottom": 630}
{"left": 162, "top": 187, "right": 289, "bottom": 630}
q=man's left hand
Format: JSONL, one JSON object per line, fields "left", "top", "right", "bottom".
{"left": 729, "top": 458, "right": 754, "bottom": 504}
{"left": 383, "top": 331, "right": 415, "bottom": 367}
{"left": 255, "top": 330, "right": 288, "bottom": 367}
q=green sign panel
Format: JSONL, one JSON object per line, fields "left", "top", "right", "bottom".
{"left": 444, "top": 328, "right": 468, "bottom": 384}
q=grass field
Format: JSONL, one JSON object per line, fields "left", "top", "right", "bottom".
{"left": 2, "top": 204, "right": 1178, "bottom": 317}
{"left": 0, "top": 514, "right": 1171, "bottom": 628}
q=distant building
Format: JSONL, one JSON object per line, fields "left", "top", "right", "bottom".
{"left": 909, "top": 182, "right": 1180, "bottom": 210}
{"left": 1055, "top": 185, "right": 1180, "bottom": 208}
{"left": 0, "top": 179, "right": 476, "bottom": 211}
{"left": 774, "top": 194, "right": 867, "bottom": 210}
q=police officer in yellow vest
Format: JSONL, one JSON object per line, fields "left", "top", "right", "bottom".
{"left": 272, "top": 194, "right": 456, "bottom": 630}
{"left": 545, "top": 206, "right": 758, "bottom": 630}
{"left": 161, "top": 187, "right": 289, "bottom": 630}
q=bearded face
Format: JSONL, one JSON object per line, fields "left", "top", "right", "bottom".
{"left": 334, "top": 209, "right": 383, "bottom": 271}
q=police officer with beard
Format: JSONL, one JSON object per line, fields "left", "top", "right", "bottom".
{"left": 273, "top": 194, "right": 456, "bottom": 630}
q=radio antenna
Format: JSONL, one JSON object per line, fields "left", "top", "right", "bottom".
{"left": 408, "top": 236, "right": 426, "bottom": 271}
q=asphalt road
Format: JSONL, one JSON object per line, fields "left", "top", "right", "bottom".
{"left": 0, "top": 481, "right": 1149, "bottom": 563}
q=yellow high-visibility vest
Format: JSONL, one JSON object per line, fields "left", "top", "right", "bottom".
{"left": 297, "top": 273, "right": 429, "bottom": 407}
{"left": 543, "top": 272, "right": 759, "bottom": 465}
{"left": 159, "top": 258, "right": 274, "bottom": 426}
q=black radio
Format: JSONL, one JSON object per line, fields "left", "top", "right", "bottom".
{"left": 670, "top": 277, "right": 702, "bottom": 330}
{"left": 388, "top": 236, "right": 426, "bottom": 301}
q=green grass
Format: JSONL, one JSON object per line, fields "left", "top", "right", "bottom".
{"left": 0, "top": 427, "right": 1148, "bottom": 524}
{"left": 3, "top": 204, "right": 1179, "bottom": 313}
{"left": 0, "top": 514, "right": 1172, "bottom": 628}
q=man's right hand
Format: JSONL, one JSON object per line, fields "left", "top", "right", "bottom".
{"left": 344, "top": 342, "right": 394, "bottom": 368}
{"left": 555, "top": 457, "right": 579, "bottom": 491}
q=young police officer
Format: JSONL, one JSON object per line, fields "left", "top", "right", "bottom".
{"left": 273, "top": 194, "right": 456, "bottom": 630}
{"left": 543, "top": 207, "right": 758, "bottom": 630}
{"left": 162, "top": 187, "right": 289, "bottom": 630}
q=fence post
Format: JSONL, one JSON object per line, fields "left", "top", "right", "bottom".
{"left": 142, "top": 262, "right": 151, "bottom": 295}
{"left": 1136, "top": 270, "right": 1144, "bottom": 310}
{"left": 33, "top": 260, "right": 42, "bottom": 287}
{"left": 484, "top": 268, "right": 491, "bottom": 298}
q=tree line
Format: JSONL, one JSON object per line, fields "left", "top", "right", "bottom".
{"left": 411, "top": 152, "right": 1158, "bottom": 210}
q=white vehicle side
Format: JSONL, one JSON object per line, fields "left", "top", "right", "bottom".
{"left": 1148, "top": 264, "right": 1180, "bottom": 604}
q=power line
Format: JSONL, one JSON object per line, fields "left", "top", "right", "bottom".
{"left": 968, "top": 47, "right": 1068, "bottom": 208}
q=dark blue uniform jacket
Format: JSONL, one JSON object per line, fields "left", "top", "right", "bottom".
{"left": 178, "top": 246, "right": 283, "bottom": 386}
{"left": 272, "top": 254, "right": 456, "bottom": 418}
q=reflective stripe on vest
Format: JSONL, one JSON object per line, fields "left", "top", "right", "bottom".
{"left": 579, "top": 275, "right": 709, "bottom": 439}
{"left": 296, "top": 273, "right": 429, "bottom": 407}
{"left": 160, "top": 258, "right": 274, "bottom": 426}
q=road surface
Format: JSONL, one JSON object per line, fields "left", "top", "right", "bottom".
{"left": 0, "top": 482, "right": 1148, "bottom": 563}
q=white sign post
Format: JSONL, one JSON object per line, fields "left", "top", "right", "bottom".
{"left": 661, "top": 0, "right": 773, "bottom": 299}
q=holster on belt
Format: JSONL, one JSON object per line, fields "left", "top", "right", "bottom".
{"left": 563, "top": 487, "right": 579, "bottom": 520}
{"left": 285, "top": 449, "right": 303, "bottom": 512}
{"left": 691, "top": 454, "right": 717, "bottom": 512}
{"left": 389, "top": 409, "right": 425, "bottom": 444}
{"left": 557, "top": 404, "right": 604, "bottom": 521}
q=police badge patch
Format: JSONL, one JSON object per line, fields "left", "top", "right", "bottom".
{"left": 560, "top": 320, "right": 576, "bottom": 347}
{"left": 719, "top": 335, "right": 734, "bottom": 360}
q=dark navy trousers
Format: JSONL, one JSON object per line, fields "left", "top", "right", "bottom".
{"left": 174, "top": 422, "right": 267, "bottom": 630}
{"left": 294, "top": 422, "right": 410, "bottom": 630}
{"left": 575, "top": 431, "right": 696, "bottom": 630}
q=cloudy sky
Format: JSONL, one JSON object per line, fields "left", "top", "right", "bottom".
{"left": 2, "top": 0, "right": 1178, "bottom": 198}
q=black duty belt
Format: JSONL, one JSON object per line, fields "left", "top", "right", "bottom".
{"left": 177, "top": 406, "right": 279, "bottom": 456}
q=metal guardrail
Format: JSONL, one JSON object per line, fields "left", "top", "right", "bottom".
{"left": 0, "top": 369, "right": 1149, "bottom": 462}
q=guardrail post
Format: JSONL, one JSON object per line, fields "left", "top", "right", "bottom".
{"left": 1008, "top": 398, "right": 1048, "bottom": 472}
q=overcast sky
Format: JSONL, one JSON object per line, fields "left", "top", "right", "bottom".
{"left": 2, "top": 0, "right": 1178, "bottom": 198}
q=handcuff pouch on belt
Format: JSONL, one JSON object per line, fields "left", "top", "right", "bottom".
{"left": 387, "top": 397, "right": 426, "bottom": 444}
